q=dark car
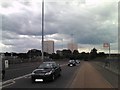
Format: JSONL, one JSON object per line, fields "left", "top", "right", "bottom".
{"left": 68, "top": 60, "right": 76, "bottom": 67}
{"left": 31, "top": 61, "right": 61, "bottom": 82}
{"left": 75, "top": 60, "right": 80, "bottom": 64}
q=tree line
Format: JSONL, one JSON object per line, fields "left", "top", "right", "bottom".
{"left": 3, "top": 48, "right": 107, "bottom": 64}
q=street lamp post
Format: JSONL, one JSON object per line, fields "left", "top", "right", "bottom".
{"left": 41, "top": 0, "right": 44, "bottom": 62}
{"left": 109, "top": 43, "right": 111, "bottom": 60}
{"left": 71, "top": 34, "right": 74, "bottom": 52}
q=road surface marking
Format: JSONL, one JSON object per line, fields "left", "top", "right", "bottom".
{"left": 6, "top": 66, "right": 38, "bottom": 71}
{"left": 2, "top": 80, "right": 15, "bottom": 88}
{"left": 2, "top": 73, "right": 31, "bottom": 88}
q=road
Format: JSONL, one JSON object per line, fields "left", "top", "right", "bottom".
{"left": 3, "top": 62, "right": 40, "bottom": 81}
{"left": 1, "top": 61, "right": 118, "bottom": 89}
{"left": 2, "top": 61, "right": 80, "bottom": 89}
{"left": 70, "top": 61, "right": 114, "bottom": 88}
{"left": 3, "top": 61, "right": 67, "bottom": 81}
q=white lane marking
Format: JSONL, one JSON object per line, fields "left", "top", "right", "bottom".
{"left": 3, "top": 73, "right": 31, "bottom": 85}
{"left": 2, "top": 79, "right": 13, "bottom": 85}
{"left": 7, "top": 64, "right": 40, "bottom": 71}
{"left": 13, "top": 73, "right": 31, "bottom": 81}
{"left": 2, "top": 63, "right": 67, "bottom": 88}
{"left": 2, "top": 73, "right": 31, "bottom": 88}
{"left": 2, "top": 80, "right": 15, "bottom": 88}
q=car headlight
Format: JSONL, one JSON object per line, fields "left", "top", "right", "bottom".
{"left": 45, "top": 71, "right": 52, "bottom": 75}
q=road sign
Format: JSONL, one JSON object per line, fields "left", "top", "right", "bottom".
{"left": 103, "top": 43, "right": 109, "bottom": 48}
{"left": 103, "top": 43, "right": 111, "bottom": 59}
{"left": 5, "top": 60, "right": 9, "bottom": 68}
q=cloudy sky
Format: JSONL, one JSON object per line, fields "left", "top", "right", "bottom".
{"left": 0, "top": 0, "right": 119, "bottom": 53}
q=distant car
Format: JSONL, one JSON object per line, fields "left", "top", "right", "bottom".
{"left": 31, "top": 61, "right": 61, "bottom": 82}
{"left": 75, "top": 60, "right": 80, "bottom": 64}
{"left": 68, "top": 60, "right": 76, "bottom": 67}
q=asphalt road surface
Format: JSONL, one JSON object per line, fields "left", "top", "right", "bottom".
{"left": 3, "top": 62, "right": 40, "bottom": 81}
{"left": 2, "top": 62, "right": 80, "bottom": 88}
{"left": 1, "top": 61, "right": 118, "bottom": 89}
{"left": 70, "top": 61, "right": 115, "bottom": 88}
{"left": 3, "top": 61, "right": 67, "bottom": 81}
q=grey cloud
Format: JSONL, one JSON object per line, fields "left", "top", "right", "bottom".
{"left": 1, "top": 1, "right": 12, "bottom": 8}
{"left": 2, "top": 37, "right": 41, "bottom": 52}
{"left": 2, "top": 11, "right": 58, "bottom": 36}
{"left": 1, "top": 1, "right": 118, "bottom": 52}
{"left": 50, "top": 2, "right": 118, "bottom": 45}
{"left": 2, "top": 31, "right": 19, "bottom": 39}
{"left": 87, "top": 3, "right": 117, "bottom": 22}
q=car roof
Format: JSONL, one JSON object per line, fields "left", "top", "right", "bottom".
{"left": 43, "top": 61, "right": 56, "bottom": 64}
{"left": 69, "top": 60, "right": 75, "bottom": 62}
{"left": 69, "top": 60, "right": 75, "bottom": 61}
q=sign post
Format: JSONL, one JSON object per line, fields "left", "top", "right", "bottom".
{"left": 103, "top": 43, "right": 111, "bottom": 60}
{"left": 5, "top": 60, "right": 9, "bottom": 68}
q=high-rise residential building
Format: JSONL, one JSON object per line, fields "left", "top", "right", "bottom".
{"left": 44, "top": 40, "right": 54, "bottom": 54}
{"left": 67, "top": 43, "right": 78, "bottom": 52}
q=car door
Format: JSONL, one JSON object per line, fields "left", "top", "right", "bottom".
{"left": 53, "top": 64, "right": 60, "bottom": 77}
{"left": 56, "top": 64, "right": 61, "bottom": 76}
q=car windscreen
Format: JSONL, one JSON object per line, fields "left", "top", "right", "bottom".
{"left": 38, "top": 63, "right": 53, "bottom": 69}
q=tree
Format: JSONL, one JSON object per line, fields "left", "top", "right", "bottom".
{"left": 81, "top": 52, "right": 89, "bottom": 60}
{"left": 50, "top": 53, "right": 60, "bottom": 59}
{"left": 18, "top": 53, "right": 28, "bottom": 59}
{"left": 4, "top": 52, "right": 11, "bottom": 56}
{"left": 73, "top": 50, "right": 79, "bottom": 59}
{"left": 98, "top": 52, "right": 106, "bottom": 58}
{"left": 90, "top": 48, "right": 97, "bottom": 59}
{"left": 27, "top": 49, "right": 42, "bottom": 58}
{"left": 73, "top": 50, "right": 79, "bottom": 55}
{"left": 62, "top": 49, "right": 72, "bottom": 59}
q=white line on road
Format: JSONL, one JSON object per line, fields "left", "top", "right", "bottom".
{"left": 2, "top": 80, "right": 15, "bottom": 88}
{"left": 2, "top": 73, "right": 31, "bottom": 88}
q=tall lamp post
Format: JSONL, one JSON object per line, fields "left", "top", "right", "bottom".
{"left": 71, "top": 34, "right": 74, "bottom": 52}
{"left": 41, "top": 0, "right": 44, "bottom": 62}
{"left": 108, "top": 43, "right": 111, "bottom": 60}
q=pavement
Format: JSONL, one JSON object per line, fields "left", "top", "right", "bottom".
{"left": 70, "top": 61, "right": 113, "bottom": 88}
